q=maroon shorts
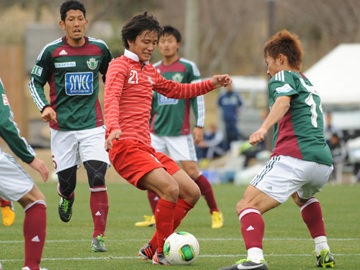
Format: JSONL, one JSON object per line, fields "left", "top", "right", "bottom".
{"left": 109, "top": 139, "right": 181, "bottom": 189}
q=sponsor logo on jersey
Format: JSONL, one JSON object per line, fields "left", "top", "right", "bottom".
{"left": 65, "top": 72, "right": 94, "bottom": 96}
{"left": 87, "top": 57, "right": 98, "bottom": 70}
{"left": 172, "top": 73, "right": 183, "bottom": 83}
{"left": 31, "top": 65, "right": 43, "bottom": 76}
{"left": 2, "top": 94, "right": 9, "bottom": 106}
{"left": 276, "top": 83, "right": 293, "bottom": 93}
{"left": 55, "top": 62, "right": 76, "bottom": 68}
{"left": 157, "top": 93, "right": 178, "bottom": 105}
{"left": 59, "top": 49, "right": 68, "bottom": 55}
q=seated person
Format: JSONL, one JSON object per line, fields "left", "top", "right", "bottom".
{"left": 196, "top": 124, "right": 225, "bottom": 160}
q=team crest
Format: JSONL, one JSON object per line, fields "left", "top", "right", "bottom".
{"left": 87, "top": 57, "right": 98, "bottom": 70}
{"left": 172, "top": 73, "right": 183, "bottom": 83}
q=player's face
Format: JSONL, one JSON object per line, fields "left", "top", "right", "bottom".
{"left": 128, "top": 30, "right": 158, "bottom": 64}
{"left": 265, "top": 55, "right": 281, "bottom": 78}
{"left": 158, "top": 34, "right": 180, "bottom": 58}
{"left": 60, "top": 9, "right": 88, "bottom": 46}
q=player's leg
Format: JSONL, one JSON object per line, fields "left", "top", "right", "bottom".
{"left": 18, "top": 185, "right": 47, "bottom": 270}
{"left": 84, "top": 160, "right": 109, "bottom": 252}
{"left": 138, "top": 167, "right": 179, "bottom": 265}
{"left": 0, "top": 196, "right": 15, "bottom": 226}
{"left": 79, "top": 126, "right": 110, "bottom": 252}
{"left": 293, "top": 162, "right": 334, "bottom": 268}
{"left": 50, "top": 128, "right": 78, "bottom": 223}
{"left": 181, "top": 160, "right": 224, "bottom": 228}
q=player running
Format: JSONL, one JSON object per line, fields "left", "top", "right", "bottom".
{"left": 104, "top": 12, "right": 231, "bottom": 265}
{"left": 219, "top": 30, "right": 335, "bottom": 270}
{"left": 135, "top": 25, "right": 224, "bottom": 229}
{"left": 0, "top": 78, "right": 49, "bottom": 270}
{"left": 28, "top": 0, "right": 113, "bottom": 252}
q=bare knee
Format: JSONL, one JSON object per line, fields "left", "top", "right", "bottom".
{"left": 181, "top": 161, "right": 199, "bottom": 180}
{"left": 291, "top": 192, "right": 308, "bottom": 207}
{"left": 236, "top": 199, "right": 248, "bottom": 215}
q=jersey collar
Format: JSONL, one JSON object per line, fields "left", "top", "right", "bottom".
{"left": 124, "top": 49, "right": 150, "bottom": 66}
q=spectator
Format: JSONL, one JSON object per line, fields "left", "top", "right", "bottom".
{"left": 328, "top": 133, "right": 347, "bottom": 184}
{"left": 196, "top": 124, "right": 225, "bottom": 160}
{"left": 218, "top": 83, "right": 243, "bottom": 150}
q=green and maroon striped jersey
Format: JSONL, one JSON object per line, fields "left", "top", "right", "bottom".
{"left": 29, "top": 36, "right": 113, "bottom": 131}
{"left": 0, "top": 78, "right": 35, "bottom": 163}
{"left": 269, "top": 70, "right": 333, "bottom": 166}
{"left": 150, "top": 58, "right": 204, "bottom": 136}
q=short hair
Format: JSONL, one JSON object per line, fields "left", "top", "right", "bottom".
{"left": 60, "top": 0, "right": 86, "bottom": 22}
{"left": 121, "top": 11, "right": 162, "bottom": 49}
{"left": 263, "top": 30, "right": 303, "bottom": 70}
{"left": 160, "top": 25, "right": 181, "bottom": 43}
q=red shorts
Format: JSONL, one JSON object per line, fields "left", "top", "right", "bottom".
{"left": 109, "top": 139, "right": 181, "bottom": 189}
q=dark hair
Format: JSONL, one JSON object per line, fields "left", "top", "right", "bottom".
{"left": 160, "top": 25, "right": 181, "bottom": 43}
{"left": 263, "top": 29, "right": 303, "bottom": 70}
{"left": 121, "top": 11, "right": 162, "bottom": 49}
{"left": 60, "top": 0, "right": 86, "bottom": 21}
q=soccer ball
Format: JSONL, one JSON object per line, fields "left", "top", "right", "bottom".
{"left": 163, "top": 231, "right": 200, "bottom": 265}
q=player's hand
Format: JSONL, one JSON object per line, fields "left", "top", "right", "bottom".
{"left": 28, "top": 157, "right": 49, "bottom": 182}
{"left": 105, "top": 129, "right": 122, "bottom": 151}
{"left": 41, "top": 106, "right": 57, "bottom": 123}
{"left": 249, "top": 127, "right": 267, "bottom": 146}
{"left": 193, "top": 127, "right": 204, "bottom": 144}
{"left": 210, "top": 74, "right": 232, "bottom": 88}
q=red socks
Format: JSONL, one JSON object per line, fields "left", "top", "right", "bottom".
{"left": 300, "top": 197, "right": 326, "bottom": 238}
{"left": 173, "top": 198, "right": 194, "bottom": 230}
{"left": 239, "top": 208, "right": 264, "bottom": 250}
{"left": 153, "top": 198, "right": 176, "bottom": 253}
{"left": 90, "top": 189, "right": 109, "bottom": 238}
{"left": 147, "top": 190, "right": 159, "bottom": 214}
{"left": 195, "top": 174, "right": 219, "bottom": 214}
{"left": 23, "top": 202, "right": 46, "bottom": 270}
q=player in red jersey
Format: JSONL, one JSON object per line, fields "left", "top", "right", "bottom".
{"left": 104, "top": 12, "right": 231, "bottom": 265}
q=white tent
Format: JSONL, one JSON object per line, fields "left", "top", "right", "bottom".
{"left": 305, "top": 43, "right": 360, "bottom": 105}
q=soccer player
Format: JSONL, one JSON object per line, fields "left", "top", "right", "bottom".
{"left": 104, "top": 12, "right": 231, "bottom": 265}
{"left": 28, "top": 0, "right": 113, "bottom": 252}
{"left": 0, "top": 197, "right": 15, "bottom": 226}
{"left": 219, "top": 30, "right": 335, "bottom": 270}
{"left": 0, "top": 78, "right": 49, "bottom": 270}
{"left": 135, "top": 25, "right": 224, "bottom": 229}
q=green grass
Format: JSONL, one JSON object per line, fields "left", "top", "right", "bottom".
{"left": 0, "top": 182, "right": 359, "bottom": 270}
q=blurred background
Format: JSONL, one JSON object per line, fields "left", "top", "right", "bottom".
{"left": 1, "top": 0, "right": 360, "bottom": 184}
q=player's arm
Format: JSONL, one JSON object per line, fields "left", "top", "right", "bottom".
{"left": 99, "top": 42, "right": 114, "bottom": 82}
{"left": 28, "top": 49, "right": 52, "bottom": 113}
{"left": 249, "top": 95, "right": 291, "bottom": 146}
{"left": 0, "top": 81, "right": 36, "bottom": 163}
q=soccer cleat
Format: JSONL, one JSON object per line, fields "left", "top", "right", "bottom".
{"left": 211, "top": 211, "right": 224, "bottom": 229}
{"left": 91, "top": 234, "right": 107, "bottom": 252}
{"left": 135, "top": 215, "right": 155, "bottom": 227}
{"left": 58, "top": 196, "right": 74, "bottom": 222}
{"left": 138, "top": 242, "right": 154, "bottom": 260}
{"left": 316, "top": 249, "right": 335, "bottom": 268}
{"left": 218, "top": 259, "right": 268, "bottom": 270}
{"left": 1, "top": 202, "right": 15, "bottom": 226}
{"left": 152, "top": 251, "right": 170, "bottom": 265}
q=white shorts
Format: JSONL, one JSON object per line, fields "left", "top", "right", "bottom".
{"left": 0, "top": 151, "right": 34, "bottom": 201}
{"left": 150, "top": 133, "right": 197, "bottom": 162}
{"left": 250, "top": 155, "right": 333, "bottom": 204}
{"left": 50, "top": 126, "right": 110, "bottom": 172}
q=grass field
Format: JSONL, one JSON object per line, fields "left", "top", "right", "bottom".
{"left": 0, "top": 182, "right": 359, "bottom": 270}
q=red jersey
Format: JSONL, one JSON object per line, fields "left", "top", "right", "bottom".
{"left": 104, "top": 50, "right": 215, "bottom": 146}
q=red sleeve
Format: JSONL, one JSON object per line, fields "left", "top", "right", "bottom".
{"left": 153, "top": 70, "right": 215, "bottom": 98}
{"left": 104, "top": 59, "right": 127, "bottom": 134}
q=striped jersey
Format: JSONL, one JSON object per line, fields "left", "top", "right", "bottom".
{"left": 104, "top": 50, "right": 215, "bottom": 146}
{"left": 269, "top": 70, "right": 333, "bottom": 166}
{"left": 0, "top": 78, "right": 35, "bottom": 163}
{"left": 150, "top": 57, "right": 204, "bottom": 136}
{"left": 28, "top": 36, "right": 113, "bottom": 131}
